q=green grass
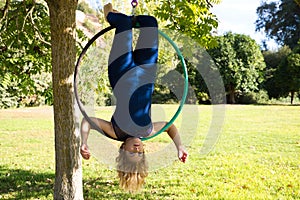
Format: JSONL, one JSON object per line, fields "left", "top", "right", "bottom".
{"left": 0, "top": 105, "right": 299, "bottom": 199}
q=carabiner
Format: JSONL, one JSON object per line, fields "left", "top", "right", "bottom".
{"left": 131, "top": 0, "right": 138, "bottom": 8}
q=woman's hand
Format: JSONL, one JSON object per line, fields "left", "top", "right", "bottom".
{"left": 152, "top": 122, "right": 188, "bottom": 162}
{"left": 80, "top": 143, "right": 91, "bottom": 160}
{"left": 177, "top": 145, "right": 188, "bottom": 163}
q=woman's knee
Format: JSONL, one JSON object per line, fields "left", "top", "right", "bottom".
{"left": 107, "top": 13, "right": 132, "bottom": 29}
{"left": 146, "top": 16, "right": 158, "bottom": 27}
{"left": 138, "top": 15, "right": 158, "bottom": 27}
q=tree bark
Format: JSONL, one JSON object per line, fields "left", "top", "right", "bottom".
{"left": 46, "top": 1, "right": 83, "bottom": 199}
{"left": 291, "top": 91, "right": 294, "bottom": 104}
{"left": 228, "top": 84, "right": 236, "bottom": 104}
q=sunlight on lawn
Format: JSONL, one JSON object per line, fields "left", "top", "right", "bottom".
{"left": 0, "top": 105, "right": 299, "bottom": 199}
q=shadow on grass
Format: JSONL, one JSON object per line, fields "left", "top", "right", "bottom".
{"left": 0, "top": 165, "right": 54, "bottom": 199}
{"left": 83, "top": 177, "right": 174, "bottom": 200}
{"left": 254, "top": 103, "right": 300, "bottom": 106}
{"left": 0, "top": 166, "right": 173, "bottom": 200}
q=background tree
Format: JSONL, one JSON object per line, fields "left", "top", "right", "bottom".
{"left": 144, "top": 0, "right": 221, "bottom": 48}
{"left": 274, "top": 46, "right": 300, "bottom": 104}
{"left": 77, "top": 0, "right": 96, "bottom": 15}
{"left": 0, "top": 0, "right": 52, "bottom": 108}
{"left": 261, "top": 46, "right": 292, "bottom": 99}
{"left": 45, "top": 0, "right": 83, "bottom": 199}
{"left": 208, "top": 32, "right": 266, "bottom": 104}
{"left": 256, "top": 0, "right": 300, "bottom": 49}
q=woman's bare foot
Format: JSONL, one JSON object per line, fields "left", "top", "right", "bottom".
{"left": 104, "top": 3, "right": 120, "bottom": 21}
{"left": 104, "top": 3, "right": 113, "bottom": 21}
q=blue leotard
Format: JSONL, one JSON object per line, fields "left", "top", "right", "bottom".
{"left": 106, "top": 13, "right": 158, "bottom": 141}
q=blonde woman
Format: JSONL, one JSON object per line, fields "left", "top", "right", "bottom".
{"left": 80, "top": 3, "right": 188, "bottom": 193}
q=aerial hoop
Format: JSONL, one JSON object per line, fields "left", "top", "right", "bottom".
{"left": 74, "top": 26, "right": 188, "bottom": 141}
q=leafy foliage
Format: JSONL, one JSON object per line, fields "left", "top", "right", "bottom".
{"left": 77, "top": 0, "right": 97, "bottom": 15}
{"left": 144, "top": 0, "right": 220, "bottom": 48}
{"left": 262, "top": 46, "right": 292, "bottom": 99}
{"left": 262, "top": 44, "right": 300, "bottom": 104}
{"left": 275, "top": 48, "right": 300, "bottom": 103}
{"left": 0, "top": 0, "right": 222, "bottom": 108}
{"left": 0, "top": 0, "right": 52, "bottom": 108}
{"left": 208, "top": 32, "right": 266, "bottom": 103}
{"left": 256, "top": 0, "right": 300, "bottom": 49}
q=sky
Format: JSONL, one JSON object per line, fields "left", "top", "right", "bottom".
{"left": 211, "top": 0, "right": 277, "bottom": 49}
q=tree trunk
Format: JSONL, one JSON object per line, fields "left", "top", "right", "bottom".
{"left": 291, "top": 91, "right": 294, "bottom": 104}
{"left": 228, "top": 84, "right": 236, "bottom": 104}
{"left": 46, "top": 1, "right": 83, "bottom": 199}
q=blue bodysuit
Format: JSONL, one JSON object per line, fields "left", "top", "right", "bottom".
{"left": 106, "top": 13, "right": 158, "bottom": 141}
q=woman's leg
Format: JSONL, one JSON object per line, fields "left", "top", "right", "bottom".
{"left": 107, "top": 12, "right": 134, "bottom": 89}
{"left": 134, "top": 15, "right": 159, "bottom": 65}
{"left": 106, "top": 10, "right": 142, "bottom": 135}
{"left": 129, "top": 16, "right": 159, "bottom": 127}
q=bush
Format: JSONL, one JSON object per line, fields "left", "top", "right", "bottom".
{"left": 77, "top": 1, "right": 96, "bottom": 15}
{"left": 237, "top": 90, "right": 269, "bottom": 104}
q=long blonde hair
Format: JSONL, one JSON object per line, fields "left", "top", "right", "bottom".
{"left": 116, "top": 143, "right": 148, "bottom": 193}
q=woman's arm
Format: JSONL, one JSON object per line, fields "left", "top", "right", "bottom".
{"left": 80, "top": 118, "right": 91, "bottom": 159}
{"left": 80, "top": 117, "right": 116, "bottom": 160}
{"left": 81, "top": 117, "right": 116, "bottom": 143}
{"left": 151, "top": 122, "right": 188, "bottom": 162}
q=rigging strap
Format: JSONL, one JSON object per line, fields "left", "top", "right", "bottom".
{"left": 131, "top": 0, "right": 138, "bottom": 16}
{"left": 131, "top": 0, "right": 139, "bottom": 27}
{"left": 131, "top": 0, "right": 138, "bottom": 8}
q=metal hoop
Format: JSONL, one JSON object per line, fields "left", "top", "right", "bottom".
{"left": 74, "top": 26, "right": 188, "bottom": 141}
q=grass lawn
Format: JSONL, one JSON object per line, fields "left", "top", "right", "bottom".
{"left": 0, "top": 105, "right": 299, "bottom": 199}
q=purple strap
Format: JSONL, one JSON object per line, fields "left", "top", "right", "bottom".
{"left": 131, "top": 0, "right": 138, "bottom": 8}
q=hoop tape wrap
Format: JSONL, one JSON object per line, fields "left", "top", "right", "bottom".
{"left": 74, "top": 26, "right": 188, "bottom": 141}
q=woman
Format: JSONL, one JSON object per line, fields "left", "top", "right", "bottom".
{"left": 80, "top": 3, "right": 188, "bottom": 193}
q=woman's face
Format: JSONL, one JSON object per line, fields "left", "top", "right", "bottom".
{"left": 123, "top": 137, "right": 144, "bottom": 162}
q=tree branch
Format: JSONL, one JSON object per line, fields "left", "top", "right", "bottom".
{"left": 166, "top": 0, "right": 180, "bottom": 30}
{"left": 0, "top": 0, "right": 10, "bottom": 24}
{"left": 29, "top": 5, "right": 51, "bottom": 46}
{"left": 22, "top": 0, "right": 51, "bottom": 47}
{"left": 206, "top": 0, "right": 213, "bottom": 8}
